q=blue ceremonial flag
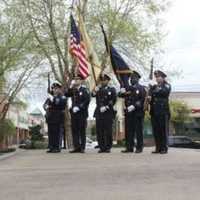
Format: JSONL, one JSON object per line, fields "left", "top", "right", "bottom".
{"left": 100, "top": 24, "right": 132, "bottom": 88}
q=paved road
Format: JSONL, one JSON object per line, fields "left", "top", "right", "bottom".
{"left": 0, "top": 148, "right": 200, "bottom": 200}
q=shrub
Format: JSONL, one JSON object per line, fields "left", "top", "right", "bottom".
{"left": 0, "top": 119, "right": 16, "bottom": 143}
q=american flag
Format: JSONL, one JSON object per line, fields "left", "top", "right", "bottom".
{"left": 69, "top": 14, "right": 89, "bottom": 79}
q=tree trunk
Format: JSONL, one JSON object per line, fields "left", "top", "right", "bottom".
{"left": 64, "top": 106, "right": 73, "bottom": 149}
{"left": 0, "top": 137, "right": 8, "bottom": 150}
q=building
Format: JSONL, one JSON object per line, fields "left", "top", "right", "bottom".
{"left": 170, "top": 91, "right": 200, "bottom": 137}
{"left": 170, "top": 91, "right": 200, "bottom": 118}
{"left": 6, "top": 101, "right": 30, "bottom": 146}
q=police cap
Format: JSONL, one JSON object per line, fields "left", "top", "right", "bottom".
{"left": 131, "top": 70, "right": 141, "bottom": 79}
{"left": 51, "top": 82, "right": 62, "bottom": 89}
{"left": 99, "top": 73, "right": 111, "bottom": 81}
{"left": 154, "top": 70, "right": 167, "bottom": 78}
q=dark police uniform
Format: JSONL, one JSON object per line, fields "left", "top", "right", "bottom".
{"left": 149, "top": 80, "right": 171, "bottom": 153}
{"left": 119, "top": 83, "right": 146, "bottom": 152}
{"left": 65, "top": 85, "right": 90, "bottom": 152}
{"left": 43, "top": 94, "right": 67, "bottom": 152}
{"left": 92, "top": 85, "right": 117, "bottom": 152}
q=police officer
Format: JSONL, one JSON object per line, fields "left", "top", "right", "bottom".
{"left": 92, "top": 74, "right": 117, "bottom": 153}
{"left": 148, "top": 70, "right": 171, "bottom": 154}
{"left": 43, "top": 82, "right": 67, "bottom": 153}
{"left": 65, "top": 75, "right": 90, "bottom": 153}
{"left": 119, "top": 71, "right": 146, "bottom": 153}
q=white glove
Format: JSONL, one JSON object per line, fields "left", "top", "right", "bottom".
{"left": 95, "top": 86, "right": 100, "bottom": 92}
{"left": 100, "top": 106, "right": 108, "bottom": 113}
{"left": 73, "top": 106, "right": 80, "bottom": 113}
{"left": 120, "top": 88, "right": 126, "bottom": 94}
{"left": 44, "top": 105, "right": 49, "bottom": 110}
{"left": 70, "top": 80, "right": 76, "bottom": 88}
{"left": 48, "top": 94, "right": 54, "bottom": 102}
{"left": 127, "top": 105, "right": 135, "bottom": 112}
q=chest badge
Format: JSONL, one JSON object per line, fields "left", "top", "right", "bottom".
{"left": 108, "top": 91, "right": 111, "bottom": 95}
{"left": 55, "top": 98, "right": 60, "bottom": 104}
{"left": 136, "top": 90, "right": 139, "bottom": 95}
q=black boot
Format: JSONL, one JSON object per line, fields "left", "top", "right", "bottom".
{"left": 121, "top": 149, "right": 133, "bottom": 153}
{"left": 135, "top": 149, "right": 143, "bottom": 153}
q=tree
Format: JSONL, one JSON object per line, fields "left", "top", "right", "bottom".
{"left": 29, "top": 125, "right": 46, "bottom": 149}
{"left": 15, "top": 0, "right": 170, "bottom": 82}
{"left": 29, "top": 125, "right": 44, "bottom": 141}
{"left": 0, "top": 1, "right": 43, "bottom": 120}
{"left": 0, "top": 119, "right": 16, "bottom": 149}
{"left": 170, "top": 100, "right": 191, "bottom": 135}
{"left": 85, "top": 0, "right": 169, "bottom": 71}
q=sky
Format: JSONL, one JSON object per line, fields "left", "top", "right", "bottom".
{"left": 160, "top": 0, "right": 200, "bottom": 91}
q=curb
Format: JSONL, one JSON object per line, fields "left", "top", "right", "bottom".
{"left": 0, "top": 148, "right": 22, "bottom": 161}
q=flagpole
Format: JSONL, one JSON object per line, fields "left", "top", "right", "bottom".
{"left": 70, "top": 0, "right": 75, "bottom": 10}
{"left": 144, "top": 58, "right": 154, "bottom": 111}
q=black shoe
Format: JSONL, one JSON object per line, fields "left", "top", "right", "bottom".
{"left": 105, "top": 149, "right": 111, "bottom": 153}
{"left": 69, "top": 149, "right": 80, "bottom": 153}
{"left": 152, "top": 150, "right": 160, "bottom": 154}
{"left": 160, "top": 150, "right": 168, "bottom": 154}
{"left": 135, "top": 149, "right": 143, "bottom": 153}
{"left": 52, "top": 149, "right": 61, "bottom": 153}
{"left": 121, "top": 149, "right": 133, "bottom": 153}
{"left": 80, "top": 149, "right": 85, "bottom": 153}
{"left": 98, "top": 149, "right": 105, "bottom": 153}
{"left": 46, "top": 149, "right": 53, "bottom": 153}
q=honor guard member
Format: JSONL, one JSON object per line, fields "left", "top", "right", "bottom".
{"left": 119, "top": 71, "right": 146, "bottom": 153}
{"left": 92, "top": 74, "right": 117, "bottom": 153}
{"left": 148, "top": 70, "right": 171, "bottom": 154}
{"left": 65, "top": 75, "right": 90, "bottom": 153}
{"left": 43, "top": 82, "right": 67, "bottom": 153}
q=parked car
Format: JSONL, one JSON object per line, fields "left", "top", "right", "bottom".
{"left": 19, "top": 139, "right": 32, "bottom": 149}
{"left": 168, "top": 136, "right": 200, "bottom": 149}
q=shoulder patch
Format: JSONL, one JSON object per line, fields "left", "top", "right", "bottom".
{"left": 62, "top": 96, "right": 67, "bottom": 100}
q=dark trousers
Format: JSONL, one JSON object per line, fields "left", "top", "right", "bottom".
{"left": 151, "top": 114, "right": 169, "bottom": 152}
{"left": 59, "top": 125, "right": 65, "bottom": 149}
{"left": 125, "top": 113, "right": 144, "bottom": 151}
{"left": 96, "top": 117, "right": 113, "bottom": 151}
{"left": 71, "top": 115, "right": 87, "bottom": 150}
{"left": 48, "top": 123, "right": 62, "bottom": 150}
